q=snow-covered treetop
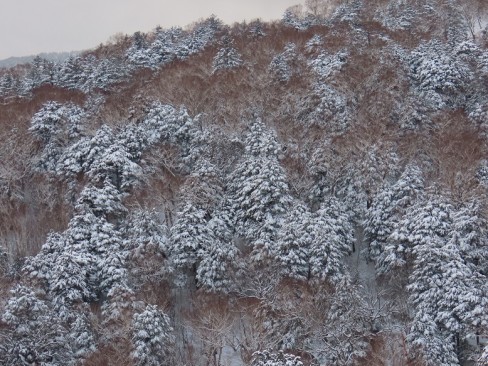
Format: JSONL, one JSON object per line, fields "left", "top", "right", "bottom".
{"left": 244, "top": 117, "right": 280, "bottom": 158}
{"left": 212, "top": 36, "right": 243, "bottom": 74}
{"left": 309, "top": 50, "right": 348, "bottom": 79}
{"left": 269, "top": 43, "right": 301, "bottom": 83}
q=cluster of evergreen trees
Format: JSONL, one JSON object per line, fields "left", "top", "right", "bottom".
{"left": 1, "top": 0, "right": 488, "bottom": 365}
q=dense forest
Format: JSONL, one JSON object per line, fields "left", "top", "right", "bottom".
{"left": 1, "top": 0, "right": 488, "bottom": 365}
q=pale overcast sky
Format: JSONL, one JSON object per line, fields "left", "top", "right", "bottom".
{"left": 0, "top": 0, "right": 300, "bottom": 59}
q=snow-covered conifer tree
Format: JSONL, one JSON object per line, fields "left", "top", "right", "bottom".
{"left": 131, "top": 304, "right": 175, "bottom": 366}
{"left": 275, "top": 198, "right": 352, "bottom": 283}
{"left": 305, "top": 34, "right": 323, "bottom": 54}
{"left": 309, "top": 50, "right": 347, "bottom": 79}
{"left": 0, "top": 285, "right": 75, "bottom": 365}
{"left": 126, "top": 31, "right": 155, "bottom": 69}
{"left": 365, "top": 164, "right": 424, "bottom": 262}
{"left": 212, "top": 36, "right": 243, "bottom": 73}
{"left": 268, "top": 43, "right": 299, "bottom": 83}
{"left": 76, "top": 180, "right": 127, "bottom": 218}
{"left": 23, "top": 232, "right": 97, "bottom": 311}
{"left": 29, "top": 101, "right": 65, "bottom": 143}
{"left": 30, "top": 101, "right": 87, "bottom": 174}
{"left": 298, "top": 83, "right": 351, "bottom": 134}
{"left": 124, "top": 209, "right": 171, "bottom": 288}
{"left": 228, "top": 118, "right": 292, "bottom": 261}
{"left": 409, "top": 40, "right": 472, "bottom": 109}
{"left": 377, "top": 193, "right": 453, "bottom": 273}
{"left": 172, "top": 161, "right": 236, "bottom": 291}
{"left": 249, "top": 20, "right": 266, "bottom": 39}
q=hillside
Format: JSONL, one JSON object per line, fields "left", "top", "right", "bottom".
{"left": 0, "top": 51, "right": 80, "bottom": 69}
{"left": 1, "top": 1, "right": 488, "bottom": 365}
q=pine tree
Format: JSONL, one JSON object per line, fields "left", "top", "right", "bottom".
{"left": 0, "top": 285, "right": 75, "bottom": 365}
{"left": 282, "top": 8, "right": 303, "bottom": 30}
{"left": 377, "top": 193, "right": 453, "bottom": 274}
{"left": 176, "top": 30, "right": 207, "bottom": 60}
{"left": 76, "top": 180, "right": 127, "bottom": 219}
{"left": 274, "top": 198, "right": 352, "bottom": 283}
{"left": 479, "top": 345, "right": 488, "bottom": 365}
{"left": 268, "top": 43, "right": 299, "bottom": 83}
{"left": 408, "top": 235, "right": 488, "bottom": 337}
{"left": 330, "top": 0, "right": 364, "bottom": 24}
{"left": 23, "top": 232, "right": 97, "bottom": 311}
{"left": 365, "top": 164, "right": 424, "bottom": 263}
{"left": 305, "top": 34, "right": 323, "bottom": 54}
{"left": 274, "top": 203, "right": 314, "bottom": 280}
{"left": 249, "top": 20, "right": 266, "bottom": 39}
{"left": 131, "top": 304, "right": 175, "bottom": 366}
{"left": 311, "top": 196, "right": 354, "bottom": 282}
{"left": 173, "top": 161, "right": 237, "bottom": 291}
{"left": 141, "top": 102, "right": 205, "bottom": 169}
{"left": 407, "top": 315, "right": 460, "bottom": 366}
{"left": 90, "top": 57, "right": 128, "bottom": 90}
{"left": 212, "top": 36, "right": 243, "bottom": 74}
{"left": 0, "top": 72, "right": 19, "bottom": 96}
{"left": 309, "top": 50, "right": 348, "bottom": 79}
{"left": 375, "top": 0, "right": 417, "bottom": 31}
{"left": 451, "top": 200, "right": 488, "bottom": 275}
{"left": 409, "top": 40, "right": 472, "bottom": 109}
{"left": 228, "top": 118, "right": 292, "bottom": 261}
{"left": 126, "top": 31, "right": 155, "bottom": 69}
{"left": 29, "top": 101, "right": 65, "bottom": 143}
{"left": 150, "top": 27, "right": 178, "bottom": 65}
{"left": 30, "top": 101, "right": 87, "bottom": 174}
{"left": 87, "top": 140, "right": 143, "bottom": 191}
{"left": 196, "top": 212, "right": 237, "bottom": 292}
{"left": 169, "top": 202, "right": 214, "bottom": 283}
{"left": 23, "top": 56, "right": 54, "bottom": 92}
{"left": 124, "top": 209, "right": 171, "bottom": 289}
{"left": 315, "top": 278, "right": 371, "bottom": 365}
{"left": 298, "top": 82, "right": 351, "bottom": 134}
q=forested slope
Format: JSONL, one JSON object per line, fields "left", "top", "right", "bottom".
{"left": 1, "top": 0, "right": 488, "bottom": 365}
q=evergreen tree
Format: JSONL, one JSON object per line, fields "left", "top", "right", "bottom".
{"left": 408, "top": 235, "right": 488, "bottom": 339}
{"left": 29, "top": 101, "right": 65, "bottom": 143}
{"left": 131, "top": 305, "right": 175, "bottom": 366}
{"left": 407, "top": 315, "right": 460, "bottom": 366}
{"left": 315, "top": 278, "right": 371, "bottom": 365}
{"left": 76, "top": 180, "right": 127, "bottom": 219}
{"left": 228, "top": 118, "right": 292, "bottom": 261}
{"left": 126, "top": 31, "right": 155, "bottom": 69}
{"left": 196, "top": 212, "right": 237, "bottom": 292}
{"left": 275, "top": 198, "right": 352, "bottom": 283}
{"left": 30, "top": 102, "right": 87, "bottom": 175}
{"left": 268, "top": 43, "right": 299, "bottom": 83}
{"left": 309, "top": 50, "right": 348, "bottom": 79}
{"left": 169, "top": 202, "right": 214, "bottom": 284}
{"left": 87, "top": 140, "right": 143, "bottom": 191}
{"left": 274, "top": 203, "right": 313, "bottom": 280}
{"left": 212, "top": 36, "right": 243, "bottom": 73}
{"left": 377, "top": 193, "right": 453, "bottom": 274}
{"left": 150, "top": 26, "right": 178, "bottom": 65}
{"left": 409, "top": 40, "right": 472, "bottom": 109}
{"left": 0, "top": 285, "right": 75, "bottom": 365}
{"left": 298, "top": 82, "right": 351, "bottom": 134}
{"left": 249, "top": 20, "right": 266, "bottom": 39}
{"left": 23, "top": 232, "right": 97, "bottom": 311}
{"left": 479, "top": 345, "right": 488, "bottom": 365}
{"left": 305, "top": 34, "right": 323, "bottom": 54}
{"left": 365, "top": 164, "right": 424, "bottom": 263}
{"left": 57, "top": 56, "right": 86, "bottom": 90}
